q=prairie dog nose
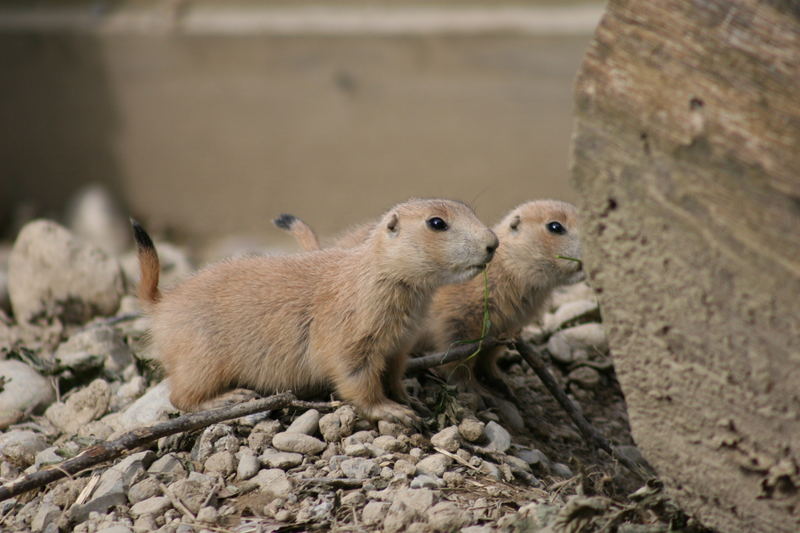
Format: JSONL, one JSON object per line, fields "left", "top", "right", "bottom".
{"left": 485, "top": 233, "right": 499, "bottom": 260}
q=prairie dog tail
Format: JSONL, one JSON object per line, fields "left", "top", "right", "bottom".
{"left": 130, "top": 218, "right": 162, "bottom": 305}
{"left": 273, "top": 213, "right": 320, "bottom": 252}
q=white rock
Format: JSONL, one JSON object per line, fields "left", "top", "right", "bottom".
{"left": 236, "top": 448, "right": 260, "bottom": 480}
{"left": 169, "top": 475, "right": 215, "bottom": 514}
{"left": 8, "top": 220, "right": 124, "bottom": 324}
{"left": 362, "top": 501, "right": 390, "bottom": 526}
{"left": 33, "top": 447, "right": 63, "bottom": 469}
{"left": 204, "top": 451, "right": 236, "bottom": 476}
{"left": 32, "top": 502, "right": 60, "bottom": 532}
{"left": 390, "top": 488, "right": 434, "bottom": 515}
{"left": 415, "top": 454, "right": 452, "bottom": 477}
{"left": 130, "top": 496, "right": 171, "bottom": 517}
{"left": 0, "top": 430, "right": 48, "bottom": 467}
{"left": 272, "top": 432, "right": 325, "bottom": 455}
{"left": 148, "top": 453, "right": 186, "bottom": 479}
{"left": 128, "top": 478, "right": 161, "bottom": 504}
{"left": 552, "top": 462, "right": 574, "bottom": 478}
{"left": 67, "top": 184, "right": 130, "bottom": 256}
{"left": 410, "top": 475, "right": 444, "bottom": 489}
{"left": 484, "top": 421, "right": 512, "bottom": 453}
{"left": 548, "top": 323, "right": 608, "bottom": 364}
{"left": 45, "top": 379, "right": 111, "bottom": 434}
{"left": 430, "top": 426, "right": 461, "bottom": 453}
{"left": 373, "top": 435, "right": 405, "bottom": 453}
{"left": 458, "top": 417, "right": 485, "bottom": 442}
{"left": 96, "top": 526, "right": 133, "bottom": 533}
{"left": 113, "top": 381, "right": 177, "bottom": 432}
{"left": 252, "top": 469, "right": 293, "bottom": 498}
{"left": 319, "top": 406, "right": 356, "bottom": 442}
{"left": 260, "top": 450, "right": 303, "bottom": 469}
{"left": 340, "top": 457, "right": 380, "bottom": 479}
{"left": 55, "top": 326, "right": 133, "bottom": 375}
{"left": 0, "top": 360, "right": 55, "bottom": 416}
{"left": 427, "top": 501, "right": 469, "bottom": 531}
{"left": 543, "top": 299, "right": 599, "bottom": 332}
{"left": 285, "top": 409, "right": 320, "bottom": 436}
{"left": 197, "top": 506, "right": 218, "bottom": 523}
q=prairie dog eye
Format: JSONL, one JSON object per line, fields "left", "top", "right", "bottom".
{"left": 426, "top": 217, "right": 449, "bottom": 231}
{"left": 546, "top": 221, "right": 566, "bottom": 235}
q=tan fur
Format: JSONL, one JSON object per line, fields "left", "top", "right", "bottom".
{"left": 135, "top": 199, "right": 498, "bottom": 424}
{"left": 278, "top": 200, "right": 583, "bottom": 392}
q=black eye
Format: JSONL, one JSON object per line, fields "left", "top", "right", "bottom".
{"left": 427, "top": 217, "right": 448, "bottom": 231}
{"left": 546, "top": 221, "right": 566, "bottom": 235}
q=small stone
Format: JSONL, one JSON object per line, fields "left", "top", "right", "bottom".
{"left": 204, "top": 451, "right": 236, "bottom": 476}
{"left": 427, "top": 501, "right": 468, "bottom": 531}
{"left": 495, "top": 399, "right": 525, "bottom": 433}
{"left": 252, "top": 469, "right": 293, "bottom": 499}
{"left": 260, "top": 450, "right": 303, "bottom": 469}
{"left": 84, "top": 450, "right": 154, "bottom": 517}
{"left": 394, "top": 459, "right": 416, "bottom": 477}
{"left": 343, "top": 430, "right": 375, "bottom": 446}
{"left": 458, "top": 417, "right": 485, "bottom": 442}
{"left": 377, "top": 420, "right": 404, "bottom": 436}
{"left": 54, "top": 326, "right": 133, "bottom": 375}
{"left": 430, "top": 426, "right": 461, "bottom": 453}
{"left": 410, "top": 475, "right": 444, "bottom": 489}
{"left": 274, "top": 509, "right": 292, "bottom": 522}
{"left": 547, "top": 333, "right": 574, "bottom": 364}
{"left": 113, "top": 381, "right": 177, "bottom": 432}
{"left": 415, "top": 454, "right": 452, "bottom": 477}
{"left": 319, "top": 406, "right": 356, "bottom": 442}
{"left": 0, "top": 361, "right": 55, "bottom": 417}
{"left": 343, "top": 443, "right": 370, "bottom": 457}
{"left": 480, "top": 461, "right": 502, "bottom": 480}
{"left": 147, "top": 453, "right": 186, "bottom": 479}
{"left": 442, "top": 471, "right": 464, "bottom": 486}
{"left": 505, "top": 454, "right": 533, "bottom": 475}
{"left": 132, "top": 515, "right": 157, "bottom": 533}
{"left": 285, "top": 409, "right": 320, "bottom": 435}
{"left": 0, "top": 430, "right": 48, "bottom": 467}
{"left": 45, "top": 379, "right": 111, "bottom": 434}
{"left": 340, "top": 457, "right": 380, "bottom": 479}
{"left": 568, "top": 366, "right": 602, "bottom": 389}
{"left": 96, "top": 526, "right": 133, "bottom": 533}
{"left": 484, "top": 421, "right": 512, "bottom": 453}
{"left": 33, "top": 447, "right": 63, "bottom": 469}
{"left": 272, "top": 432, "right": 326, "bottom": 455}
{"left": 169, "top": 476, "right": 215, "bottom": 514}
{"left": 236, "top": 449, "right": 260, "bottom": 480}
{"left": 128, "top": 477, "right": 161, "bottom": 504}
{"left": 32, "top": 502, "right": 61, "bottom": 532}
{"left": 552, "top": 462, "right": 574, "bottom": 478}
{"left": 8, "top": 219, "right": 124, "bottom": 324}
{"left": 197, "top": 506, "right": 218, "bottom": 523}
{"left": 361, "top": 501, "right": 390, "bottom": 526}
{"left": 373, "top": 435, "right": 405, "bottom": 453}
{"left": 391, "top": 488, "right": 434, "bottom": 514}
{"left": 341, "top": 491, "right": 365, "bottom": 506}
{"left": 514, "top": 448, "right": 551, "bottom": 471}
{"left": 543, "top": 299, "right": 599, "bottom": 332}
{"left": 130, "top": 496, "right": 171, "bottom": 517}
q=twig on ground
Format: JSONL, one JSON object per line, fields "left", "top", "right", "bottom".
{"left": 160, "top": 481, "right": 196, "bottom": 521}
{"left": 0, "top": 391, "right": 296, "bottom": 503}
{"left": 406, "top": 338, "right": 500, "bottom": 372}
{"left": 512, "top": 340, "right": 655, "bottom": 480}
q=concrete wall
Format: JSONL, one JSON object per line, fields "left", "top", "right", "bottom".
{"left": 0, "top": 3, "right": 598, "bottom": 244}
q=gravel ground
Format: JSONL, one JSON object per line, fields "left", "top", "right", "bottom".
{"left": 0, "top": 191, "right": 712, "bottom": 532}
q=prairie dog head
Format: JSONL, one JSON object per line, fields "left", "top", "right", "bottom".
{"left": 495, "top": 200, "right": 583, "bottom": 288}
{"left": 370, "top": 199, "right": 498, "bottom": 287}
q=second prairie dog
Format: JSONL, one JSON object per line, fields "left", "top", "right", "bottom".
{"left": 276, "top": 200, "right": 582, "bottom": 393}
{"left": 134, "top": 199, "right": 499, "bottom": 425}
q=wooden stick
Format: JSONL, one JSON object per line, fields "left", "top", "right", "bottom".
{"left": 406, "top": 338, "right": 499, "bottom": 372}
{"left": 0, "top": 391, "right": 296, "bottom": 503}
{"left": 512, "top": 340, "right": 655, "bottom": 480}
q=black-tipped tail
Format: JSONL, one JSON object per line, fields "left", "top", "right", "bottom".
{"left": 273, "top": 213, "right": 297, "bottom": 230}
{"left": 130, "top": 218, "right": 161, "bottom": 304}
{"left": 130, "top": 218, "right": 155, "bottom": 252}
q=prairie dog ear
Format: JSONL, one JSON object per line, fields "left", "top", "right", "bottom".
{"left": 386, "top": 213, "right": 399, "bottom": 233}
{"left": 509, "top": 215, "right": 521, "bottom": 231}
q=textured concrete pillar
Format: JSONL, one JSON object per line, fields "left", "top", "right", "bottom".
{"left": 571, "top": 1, "right": 800, "bottom": 531}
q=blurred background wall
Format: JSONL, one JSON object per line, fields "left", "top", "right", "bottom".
{"left": 0, "top": 1, "right": 601, "bottom": 246}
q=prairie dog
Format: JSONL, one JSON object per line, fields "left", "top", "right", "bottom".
{"left": 133, "top": 199, "right": 498, "bottom": 425}
{"left": 275, "top": 200, "right": 582, "bottom": 392}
